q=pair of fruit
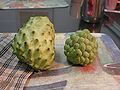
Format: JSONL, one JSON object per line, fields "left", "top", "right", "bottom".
{"left": 12, "top": 16, "right": 98, "bottom": 71}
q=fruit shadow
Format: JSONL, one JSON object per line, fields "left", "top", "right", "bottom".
{"left": 32, "top": 45, "right": 72, "bottom": 77}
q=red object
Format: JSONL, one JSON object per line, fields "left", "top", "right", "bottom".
{"left": 79, "top": 63, "right": 96, "bottom": 73}
{"left": 87, "top": 0, "right": 94, "bottom": 16}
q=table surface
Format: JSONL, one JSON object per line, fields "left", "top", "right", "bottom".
{"left": 0, "top": 0, "right": 68, "bottom": 9}
{"left": 18, "top": 33, "right": 120, "bottom": 90}
{"left": 0, "top": 33, "right": 120, "bottom": 90}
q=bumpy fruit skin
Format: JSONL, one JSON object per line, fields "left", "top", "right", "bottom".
{"left": 64, "top": 29, "right": 98, "bottom": 66}
{"left": 12, "top": 16, "right": 55, "bottom": 71}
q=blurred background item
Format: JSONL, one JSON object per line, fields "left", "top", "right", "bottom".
{"left": 81, "top": 0, "right": 105, "bottom": 23}
{"left": 105, "top": 0, "right": 118, "bottom": 10}
{"left": 70, "top": 0, "right": 83, "bottom": 19}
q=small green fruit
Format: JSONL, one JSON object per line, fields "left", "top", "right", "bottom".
{"left": 64, "top": 29, "right": 98, "bottom": 66}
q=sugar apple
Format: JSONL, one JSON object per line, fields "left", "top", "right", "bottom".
{"left": 64, "top": 29, "right": 98, "bottom": 66}
{"left": 12, "top": 16, "right": 55, "bottom": 71}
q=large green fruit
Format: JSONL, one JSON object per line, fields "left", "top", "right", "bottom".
{"left": 64, "top": 29, "right": 98, "bottom": 66}
{"left": 12, "top": 16, "right": 55, "bottom": 71}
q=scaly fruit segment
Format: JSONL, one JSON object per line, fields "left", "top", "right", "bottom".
{"left": 64, "top": 29, "right": 98, "bottom": 66}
